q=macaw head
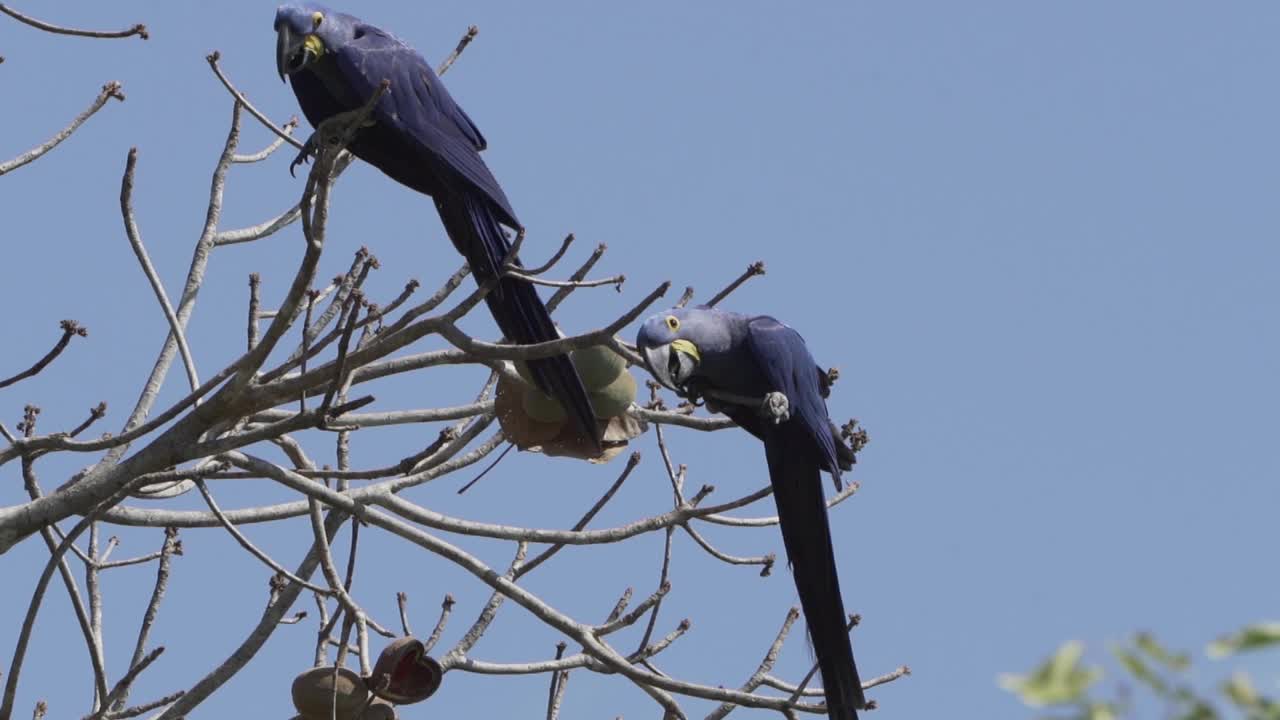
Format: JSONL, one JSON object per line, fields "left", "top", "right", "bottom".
{"left": 274, "top": 4, "right": 359, "bottom": 81}
{"left": 636, "top": 307, "right": 708, "bottom": 394}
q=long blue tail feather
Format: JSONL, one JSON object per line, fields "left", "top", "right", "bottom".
{"left": 763, "top": 426, "right": 864, "bottom": 720}
{"left": 436, "top": 190, "right": 602, "bottom": 450}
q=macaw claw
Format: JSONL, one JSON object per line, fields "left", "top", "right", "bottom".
{"left": 289, "top": 135, "right": 317, "bottom": 178}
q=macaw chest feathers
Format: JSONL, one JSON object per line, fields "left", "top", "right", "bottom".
{"left": 301, "top": 55, "right": 365, "bottom": 111}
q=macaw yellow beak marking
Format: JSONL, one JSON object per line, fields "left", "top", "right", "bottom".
{"left": 304, "top": 34, "right": 326, "bottom": 57}
{"left": 670, "top": 339, "right": 700, "bottom": 363}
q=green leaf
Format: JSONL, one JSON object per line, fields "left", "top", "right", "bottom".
{"left": 1222, "top": 672, "right": 1259, "bottom": 710}
{"left": 1135, "top": 632, "right": 1191, "bottom": 671}
{"left": 999, "top": 641, "right": 1102, "bottom": 707}
{"left": 1208, "top": 623, "right": 1280, "bottom": 659}
{"left": 1173, "top": 699, "right": 1219, "bottom": 720}
{"left": 1086, "top": 701, "right": 1119, "bottom": 720}
{"left": 1112, "top": 645, "right": 1168, "bottom": 695}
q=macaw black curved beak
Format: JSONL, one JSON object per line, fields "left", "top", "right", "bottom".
{"left": 275, "top": 24, "right": 314, "bottom": 82}
{"left": 641, "top": 341, "right": 699, "bottom": 393}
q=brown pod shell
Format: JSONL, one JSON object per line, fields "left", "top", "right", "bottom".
{"left": 368, "top": 636, "right": 443, "bottom": 705}
{"left": 495, "top": 374, "right": 564, "bottom": 448}
{"left": 291, "top": 666, "right": 370, "bottom": 720}
{"left": 361, "top": 698, "right": 397, "bottom": 720}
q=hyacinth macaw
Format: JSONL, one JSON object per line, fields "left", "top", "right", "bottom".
{"left": 274, "top": 4, "right": 600, "bottom": 448}
{"left": 637, "top": 306, "right": 864, "bottom": 719}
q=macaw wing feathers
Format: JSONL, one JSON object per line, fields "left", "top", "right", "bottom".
{"left": 329, "top": 29, "right": 515, "bottom": 224}
{"left": 745, "top": 317, "right": 843, "bottom": 482}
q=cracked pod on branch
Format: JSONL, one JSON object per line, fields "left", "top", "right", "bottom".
{"left": 368, "top": 637, "right": 442, "bottom": 705}
{"left": 499, "top": 342, "right": 645, "bottom": 462}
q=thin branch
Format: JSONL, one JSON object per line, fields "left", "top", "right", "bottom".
{"left": 215, "top": 455, "right": 839, "bottom": 714}
{"left": 547, "top": 643, "right": 570, "bottom": 720}
{"left": 706, "top": 607, "right": 800, "bottom": 720}
{"left": 214, "top": 202, "right": 301, "bottom": 245}
{"left": 194, "top": 480, "right": 332, "bottom": 595}
{"left": 231, "top": 117, "right": 298, "bottom": 163}
{"left": 705, "top": 261, "right": 766, "bottom": 308}
{"left": 206, "top": 51, "right": 303, "bottom": 149}
{"left": 422, "top": 594, "right": 456, "bottom": 654}
{"left": 504, "top": 268, "right": 625, "bottom": 291}
{"left": 516, "top": 452, "right": 641, "bottom": 579}
{"left": 103, "top": 689, "right": 184, "bottom": 720}
{"left": 85, "top": 647, "right": 166, "bottom": 720}
{"left": 247, "top": 273, "right": 261, "bottom": 350}
{"left": 68, "top": 402, "right": 109, "bottom": 439}
{"left": 0, "top": 4, "right": 147, "bottom": 39}
{"left": 153, "top": 513, "right": 346, "bottom": 719}
{"left": 97, "top": 550, "right": 162, "bottom": 571}
{"left": 1, "top": 476, "right": 151, "bottom": 720}
{"left": 436, "top": 25, "right": 478, "bottom": 76}
{"left": 396, "top": 592, "right": 413, "bottom": 636}
{"left": 22, "top": 461, "right": 110, "bottom": 709}
{"left": 546, "top": 243, "right": 607, "bottom": 313}
{"left": 0, "top": 81, "right": 124, "bottom": 176}
{"left": 681, "top": 523, "right": 775, "bottom": 575}
{"left": 442, "top": 542, "right": 528, "bottom": 666}
{"left": 115, "top": 527, "right": 179, "bottom": 711}
{"left": 524, "top": 233, "right": 575, "bottom": 275}
{"left": 700, "top": 481, "right": 860, "bottom": 528}
{"left": 0, "top": 319, "right": 87, "bottom": 390}
{"left": 121, "top": 147, "right": 201, "bottom": 393}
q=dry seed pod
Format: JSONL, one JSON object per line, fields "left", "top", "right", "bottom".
{"left": 291, "top": 666, "right": 370, "bottom": 720}
{"left": 368, "top": 637, "right": 443, "bottom": 705}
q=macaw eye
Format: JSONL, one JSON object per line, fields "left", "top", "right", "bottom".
{"left": 311, "top": 11, "right": 324, "bottom": 28}
{"left": 665, "top": 315, "right": 680, "bottom": 332}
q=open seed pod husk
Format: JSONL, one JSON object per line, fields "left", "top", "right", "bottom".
{"left": 496, "top": 367, "right": 646, "bottom": 463}
{"left": 495, "top": 373, "right": 565, "bottom": 448}
{"left": 292, "top": 666, "right": 370, "bottom": 720}
{"left": 368, "top": 637, "right": 443, "bottom": 705}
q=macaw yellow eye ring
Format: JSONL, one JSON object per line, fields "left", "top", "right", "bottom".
{"left": 311, "top": 11, "right": 324, "bottom": 28}
{"left": 665, "top": 315, "right": 680, "bottom": 332}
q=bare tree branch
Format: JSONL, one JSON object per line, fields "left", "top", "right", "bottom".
{"left": 0, "top": 81, "right": 124, "bottom": 176}
{"left": 0, "top": 320, "right": 87, "bottom": 390}
{"left": 437, "top": 25, "right": 479, "bottom": 76}
{"left": 0, "top": 4, "right": 147, "bottom": 39}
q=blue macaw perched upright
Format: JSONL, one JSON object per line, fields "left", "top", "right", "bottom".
{"left": 637, "top": 306, "right": 864, "bottom": 720}
{"left": 274, "top": 4, "right": 600, "bottom": 449}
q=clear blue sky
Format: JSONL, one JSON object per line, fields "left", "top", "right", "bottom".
{"left": 3, "top": 1, "right": 1278, "bottom": 717}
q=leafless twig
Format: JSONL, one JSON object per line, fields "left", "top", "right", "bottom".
{"left": 437, "top": 25, "right": 478, "bottom": 76}
{"left": 0, "top": 82, "right": 124, "bottom": 176}
{"left": 0, "top": 4, "right": 147, "bottom": 39}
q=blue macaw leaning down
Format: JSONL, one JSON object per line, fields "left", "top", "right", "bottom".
{"left": 637, "top": 306, "right": 864, "bottom": 720}
{"left": 273, "top": 4, "right": 601, "bottom": 449}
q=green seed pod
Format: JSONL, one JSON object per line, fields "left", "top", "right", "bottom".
{"left": 522, "top": 386, "right": 568, "bottom": 424}
{"left": 571, "top": 344, "right": 627, "bottom": 390}
{"left": 589, "top": 370, "right": 637, "bottom": 418}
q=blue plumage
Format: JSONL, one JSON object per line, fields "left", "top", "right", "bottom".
{"left": 637, "top": 306, "right": 865, "bottom": 719}
{"left": 274, "top": 4, "right": 600, "bottom": 449}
